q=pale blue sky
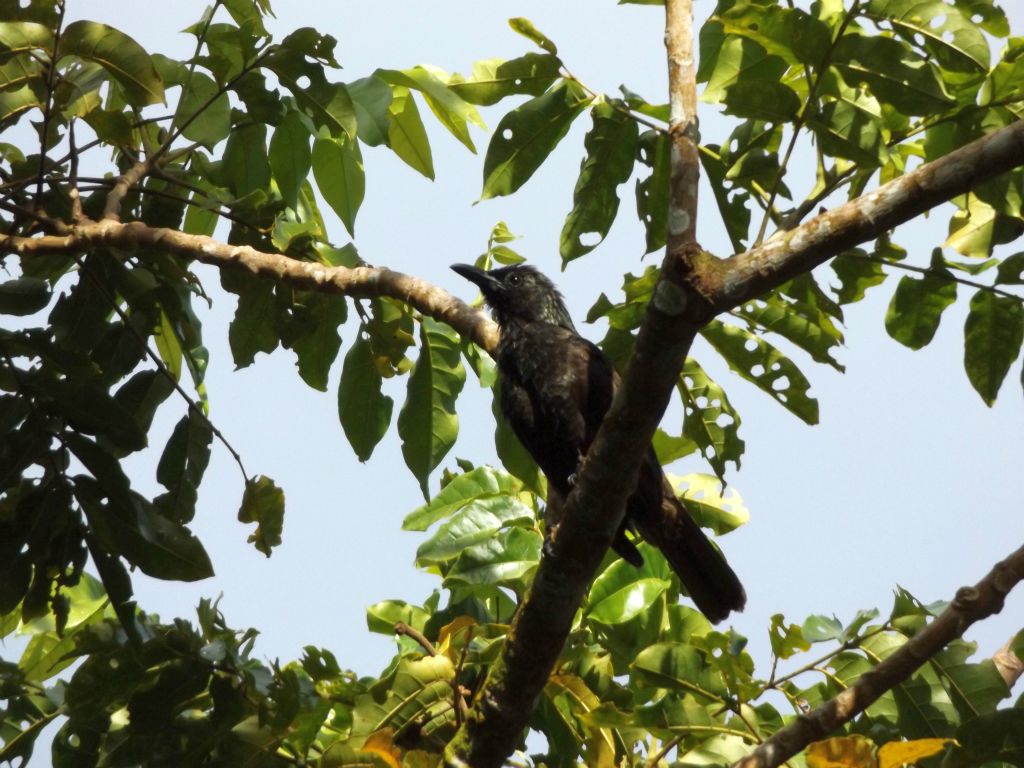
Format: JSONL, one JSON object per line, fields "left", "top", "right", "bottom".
{"left": 7, "top": 0, "right": 1023, "bottom": 704}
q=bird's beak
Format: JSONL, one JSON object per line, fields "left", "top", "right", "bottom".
{"left": 451, "top": 263, "right": 502, "bottom": 296}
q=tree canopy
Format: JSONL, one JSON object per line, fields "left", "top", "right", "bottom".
{"left": 1, "top": 1, "right": 1023, "bottom": 766}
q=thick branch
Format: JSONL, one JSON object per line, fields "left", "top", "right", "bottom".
{"left": 0, "top": 218, "right": 498, "bottom": 352}
{"left": 666, "top": 0, "right": 700, "bottom": 249}
{"left": 701, "top": 120, "right": 1024, "bottom": 310}
{"left": 733, "top": 543, "right": 1024, "bottom": 768}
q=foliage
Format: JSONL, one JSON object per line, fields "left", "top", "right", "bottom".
{"left": 0, "top": 0, "right": 1022, "bottom": 765}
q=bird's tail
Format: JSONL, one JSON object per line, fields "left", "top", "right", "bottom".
{"left": 639, "top": 488, "right": 746, "bottom": 624}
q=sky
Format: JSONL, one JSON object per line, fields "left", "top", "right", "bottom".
{"left": 4, "top": 0, "right": 1023, "bottom": 720}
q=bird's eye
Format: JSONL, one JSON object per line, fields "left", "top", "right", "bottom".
{"left": 508, "top": 273, "right": 521, "bottom": 285}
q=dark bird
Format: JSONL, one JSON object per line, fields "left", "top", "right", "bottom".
{"left": 451, "top": 263, "right": 745, "bottom": 623}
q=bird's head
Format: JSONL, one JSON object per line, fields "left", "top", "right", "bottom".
{"left": 451, "top": 263, "right": 575, "bottom": 330}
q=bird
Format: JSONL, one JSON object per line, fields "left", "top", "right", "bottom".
{"left": 451, "top": 262, "right": 745, "bottom": 623}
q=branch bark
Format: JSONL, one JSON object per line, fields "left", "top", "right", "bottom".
{"left": 0, "top": 218, "right": 498, "bottom": 353}
{"left": 732, "top": 543, "right": 1024, "bottom": 768}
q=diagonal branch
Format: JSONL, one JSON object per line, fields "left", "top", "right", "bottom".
{"left": 733, "top": 542, "right": 1024, "bottom": 768}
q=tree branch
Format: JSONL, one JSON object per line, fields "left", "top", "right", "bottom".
{"left": 732, "top": 542, "right": 1024, "bottom": 768}
{"left": 700, "top": 120, "right": 1024, "bottom": 311}
{"left": 0, "top": 218, "right": 498, "bottom": 353}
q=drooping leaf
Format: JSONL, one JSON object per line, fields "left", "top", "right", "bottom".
{"left": 173, "top": 71, "right": 230, "bottom": 147}
{"left": 559, "top": 103, "right": 638, "bottom": 264}
{"left": 481, "top": 79, "right": 590, "bottom": 199}
{"left": 222, "top": 122, "right": 272, "bottom": 199}
{"left": 347, "top": 74, "right": 393, "bottom": 147}
{"left": 635, "top": 129, "right": 670, "bottom": 254}
{"left": 154, "top": 411, "right": 213, "bottom": 523}
{"left": 0, "top": 277, "right": 50, "bottom": 316}
{"left": 312, "top": 134, "right": 364, "bottom": 237}
{"left": 962, "top": 290, "right": 1024, "bottom": 405}
{"left": 57, "top": 21, "right": 164, "bottom": 106}
{"left": 237, "top": 475, "right": 285, "bottom": 557}
{"left": 885, "top": 273, "right": 957, "bottom": 349}
{"left": 386, "top": 85, "right": 433, "bottom": 179}
{"left": 677, "top": 357, "right": 745, "bottom": 479}
{"left": 701, "top": 320, "right": 819, "bottom": 424}
{"left": 338, "top": 333, "right": 394, "bottom": 462}
{"left": 377, "top": 66, "right": 483, "bottom": 153}
{"left": 269, "top": 109, "right": 312, "bottom": 210}
{"left": 415, "top": 495, "right": 534, "bottom": 566}
{"left": 397, "top": 318, "right": 466, "bottom": 497}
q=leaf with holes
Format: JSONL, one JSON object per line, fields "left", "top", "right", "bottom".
{"left": 481, "top": 79, "right": 590, "bottom": 199}
{"left": 733, "top": 291, "right": 845, "bottom": 371}
{"left": 559, "top": 103, "right": 638, "bottom": 264}
{"left": 671, "top": 473, "right": 750, "bottom": 535}
{"left": 702, "top": 321, "right": 819, "bottom": 425}
{"left": 677, "top": 357, "right": 745, "bottom": 479}
{"left": 450, "top": 53, "right": 562, "bottom": 106}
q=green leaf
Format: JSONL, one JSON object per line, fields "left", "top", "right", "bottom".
{"left": 222, "top": 122, "right": 271, "bottom": 198}
{"left": 57, "top": 21, "right": 164, "bottom": 106}
{"left": 269, "top": 109, "right": 312, "bottom": 210}
{"left": 174, "top": 71, "right": 230, "bottom": 147}
{"left": 481, "top": 79, "right": 590, "bottom": 200}
{"left": 885, "top": 273, "right": 957, "bottom": 349}
{"left": 587, "top": 577, "right": 669, "bottom": 626}
{"left": 831, "top": 34, "right": 953, "bottom": 116}
{"left": 734, "top": 291, "right": 845, "bottom": 370}
{"left": 636, "top": 130, "right": 670, "bottom": 254}
{"left": 377, "top": 66, "right": 483, "bottom": 153}
{"left": 831, "top": 250, "right": 888, "bottom": 305}
{"left": 312, "top": 134, "right": 364, "bottom": 237}
{"left": 962, "top": 290, "right": 1024, "bottom": 405}
{"left": 702, "top": 320, "right": 819, "bottom": 424}
{"left": 450, "top": 53, "right": 562, "bottom": 106}
{"left": 677, "top": 358, "right": 745, "bottom": 479}
{"left": 237, "top": 475, "right": 285, "bottom": 557}
{"left": 387, "top": 85, "right": 433, "bottom": 179}
{"left": 865, "top": 0, "right": 989, "bottom": 74}
{"left": 952, "top": 709, "right": 1024, "bottom": 767}
{"left": 722, "top": 79, "right": 802, "bottom": 123}
{"left": 631, "top": 642, "right": 725, "bottom": 699}
{"left": 930, "top": 640, "right": 1010, "bottom": 720}
{"left": 222, "top": 267, "right": 279, "bottom": 367}
{"left": 40, "top": 379, "right": 147, "bottom": 454}
{"left": 444, "top": 526, "right": 542, "bottom": 597}
{"left": 366, "top": 599, "right": 429, "bottom": 635}
{"left": 769, "top": 614, "right": 811, "bottom": 660}
{"left": 0, "top": 277, "right": 50, "bottom": 315}
{"left": 338, "top": 333, "right": 393, "bottom": 462}
{"left": 995, "top": 252, "right": 1024, "bottom": 285}
{"left": 673, "top": 473, "right": 750, "bottom": 535}
{"left": 347, "top": 74, "right": 392, "bottom": 147}
{"left": 0, "top": 21, "right": 53, "bottom": 57}
{"left": 284, "top": 292, "right": 347, "bottom": 392}
{"left": 559, "top": 103, "right": 638, "bottom": 264}
{"left": 508, "top": 17, "right": 558, "bottom": 55}
{"left": 415, "top": 495, "right": 534, "bottom": 566}
{"left": 803, "top": 614, "right": 844, "bottom": 642}
{"left": 154, "top": 411, "right": 213, "bottom": 524}
{"left": 403, "top": 465, "right": 524, "bottom": 531}
{"left": 713, "top": 5, "right": 832, "bottom": 67}
{"left": 397, "top": 318, "right": 466, "bottom": 497}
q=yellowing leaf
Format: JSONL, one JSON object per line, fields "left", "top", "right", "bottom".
{"left": 877, "top": 738, "right": 956, "bottom": 768}
{"left": 436, "top": 615, "right": 476, "bottom": 659}
{"left": 363, "top": 728, "right": 401, "bottom": 768}
{"left": 806, "top": 735, "right": 876, "bottom": 768}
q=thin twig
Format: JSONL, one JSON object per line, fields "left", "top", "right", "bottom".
{"left": 394, "top": 622, "right": 437, "bottom": 656}
{"left": 754, "top": 1, "right": 861, "bottom": 246}
{"left": 33, "top": 0, "right": 67, "bottom": 210}
{"left": 850, "top": 252, "right": 1023, "bottom": 302}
